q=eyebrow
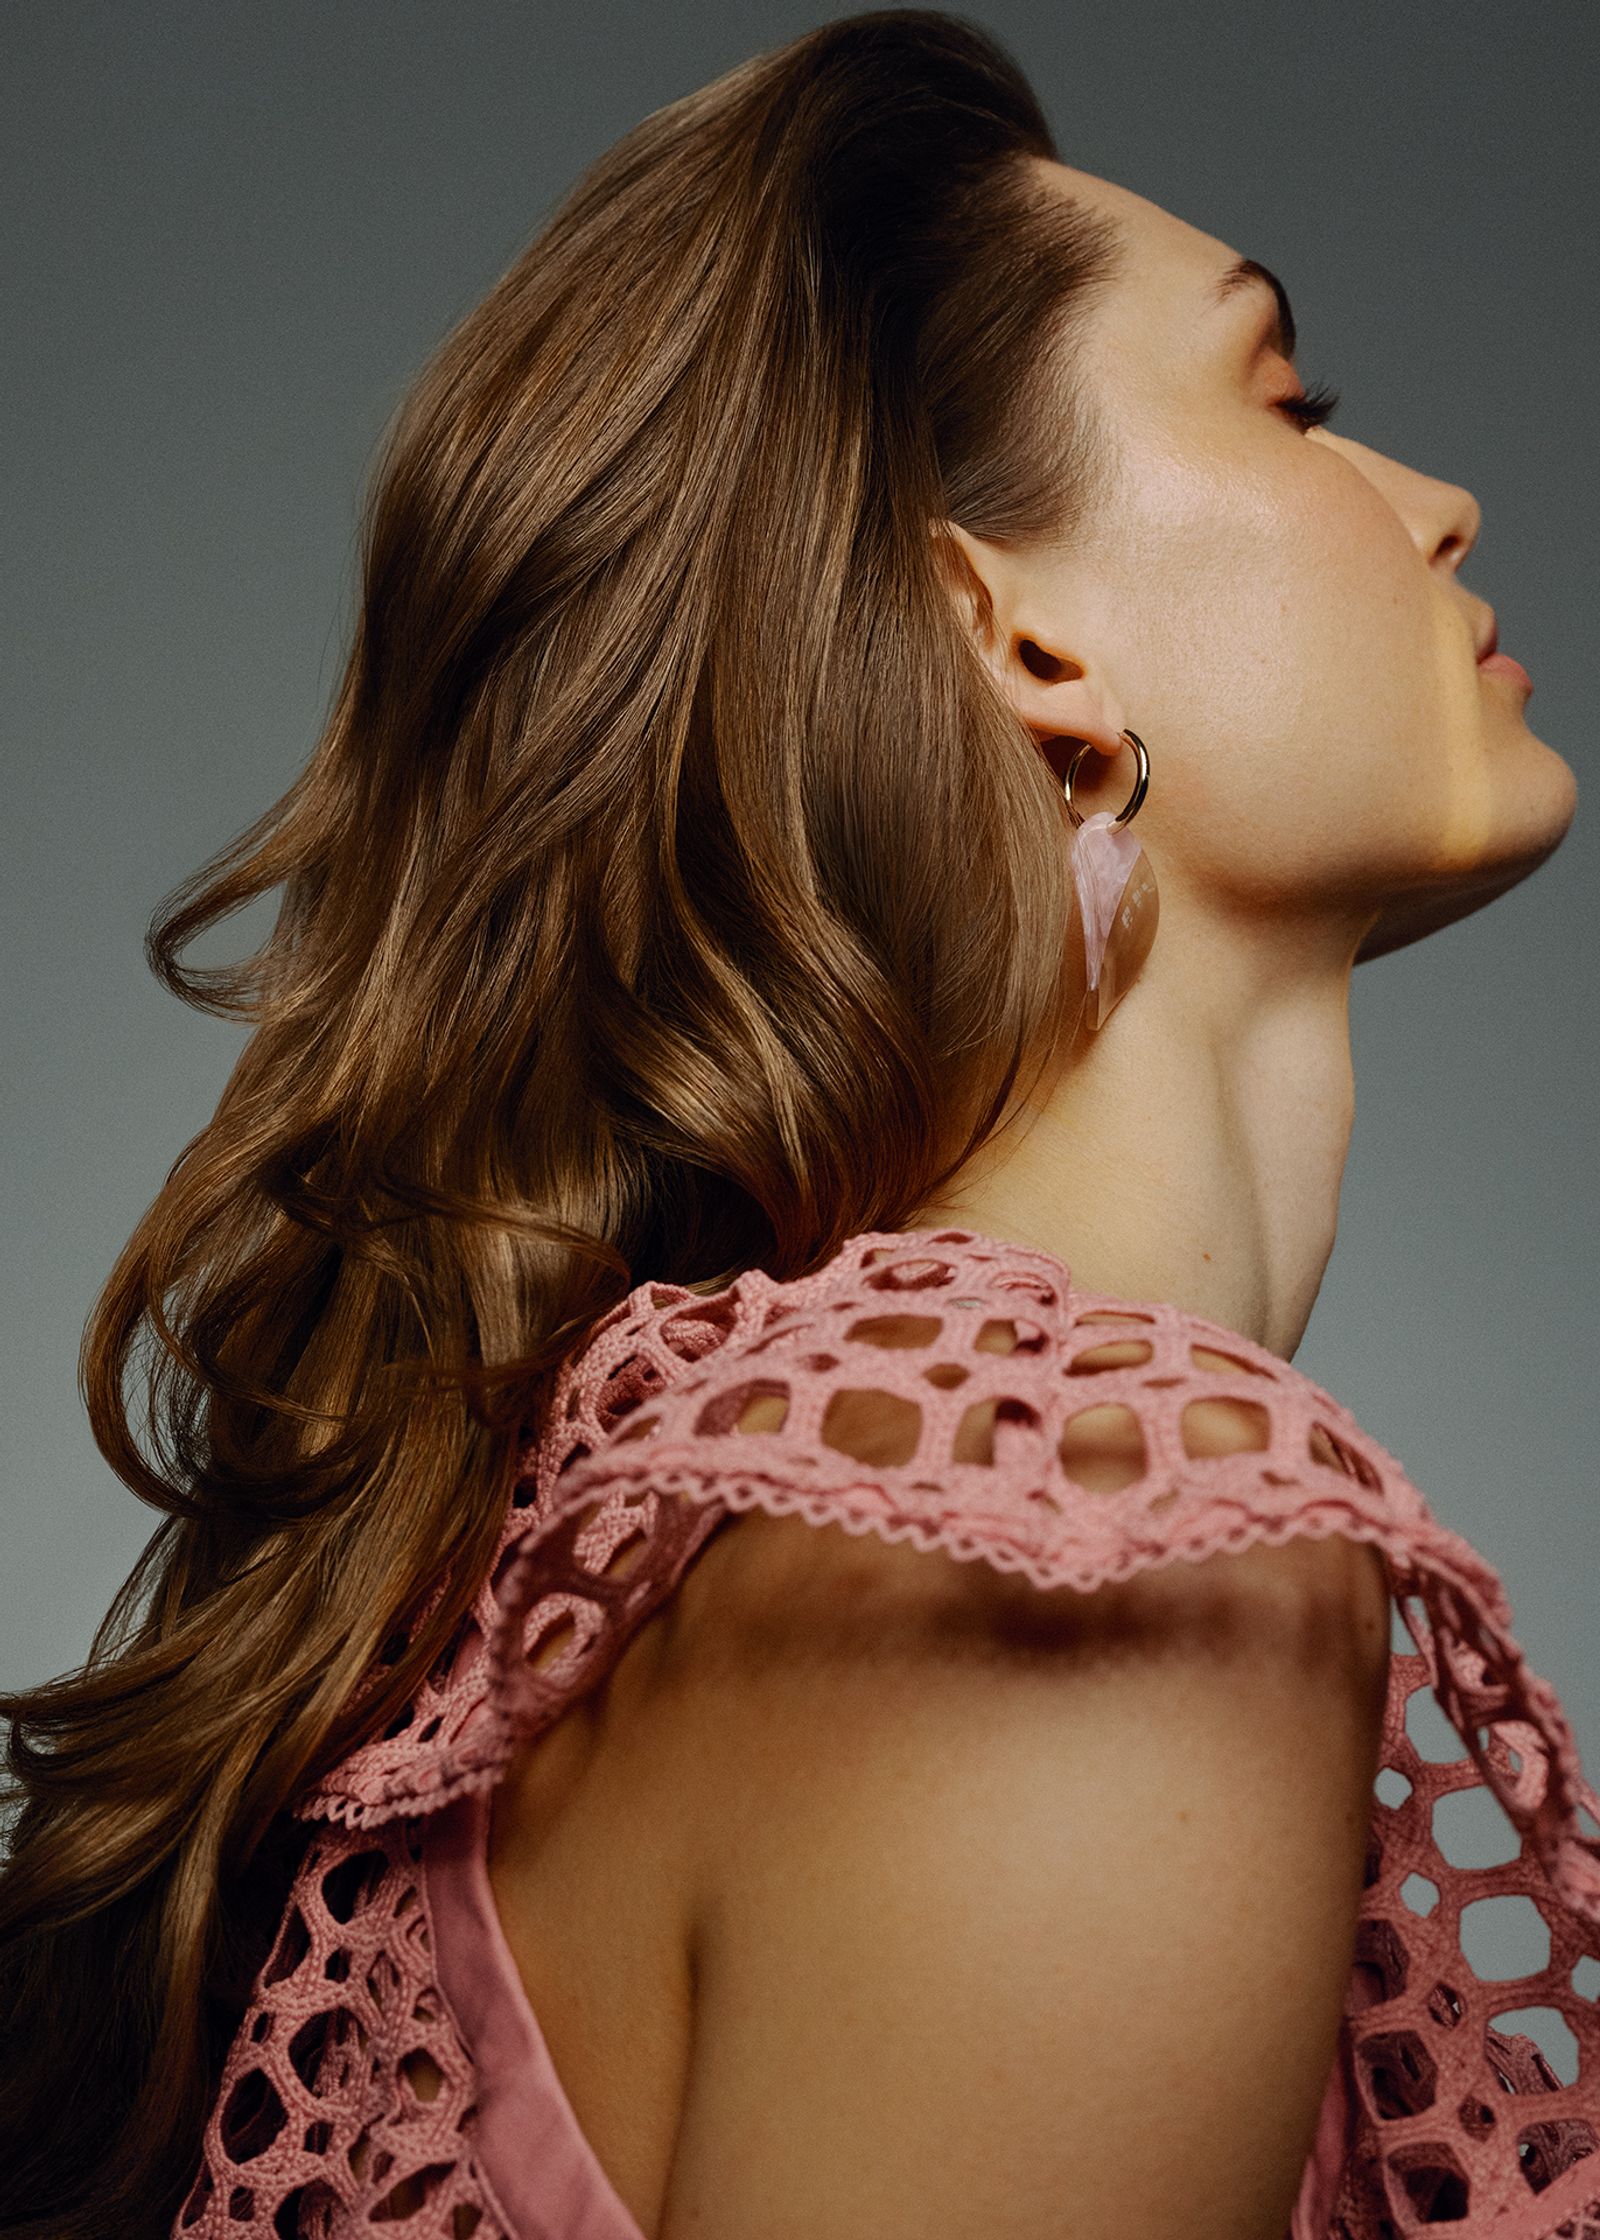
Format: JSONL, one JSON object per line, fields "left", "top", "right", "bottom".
{"left": 1213, "top": 256, "right": 1296, "bottom": 361}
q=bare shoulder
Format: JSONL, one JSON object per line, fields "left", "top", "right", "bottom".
{"left": 664, "top": 1378, "right": 1392, "bottom": 1680}
{"left": 652, "top": 1402, "right": 1392, "bottom": 2240}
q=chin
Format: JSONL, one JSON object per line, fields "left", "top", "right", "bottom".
{"left": 1355, "top": 735, "right": 1577, "bottom": 965}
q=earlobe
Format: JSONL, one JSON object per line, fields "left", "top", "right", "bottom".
{"left": 997, "top": 638, "right": 1130, "bottom": 765}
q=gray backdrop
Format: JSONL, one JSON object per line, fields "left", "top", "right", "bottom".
{"left": 5, "top": 0, "right": 1596, "bottom": 1769}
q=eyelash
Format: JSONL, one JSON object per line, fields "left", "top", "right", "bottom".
{"left": 1277, "top": 378, "right": 1341, "bottom": 431}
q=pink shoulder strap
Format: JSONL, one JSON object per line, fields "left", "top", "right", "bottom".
{"left": 194, "top": 1229, "right": 1600, "bottom": 2239}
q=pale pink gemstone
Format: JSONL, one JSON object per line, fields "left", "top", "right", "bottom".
{"left": 1070, "top": 810, "right": 1159, "bottom": 1029}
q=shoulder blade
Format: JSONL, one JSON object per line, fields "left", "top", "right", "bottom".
{"left": 654, "top": 1495, "right": 1390, "bottom": 2240}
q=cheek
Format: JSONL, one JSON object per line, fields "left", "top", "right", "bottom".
{"left": 1087, "top": 443, "right": 1453, "bottom": 888}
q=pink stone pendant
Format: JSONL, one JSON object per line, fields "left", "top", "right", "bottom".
{"left": 1070, "top": 810, "right": 1160, "bottom": 1030}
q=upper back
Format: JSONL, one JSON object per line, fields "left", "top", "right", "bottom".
{"left": 176, "top": 1227, "right": 1600, "bottom": 2240}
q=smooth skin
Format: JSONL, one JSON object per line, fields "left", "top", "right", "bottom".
{"left": 919, "top": 158, "right": 1577, "bottom": 1363}
{"left": 652, "top": 1501, "right": 1390, "bottom": 2239}
{"left": 495, "top": 160, "right": 1576, "bottom": 2240}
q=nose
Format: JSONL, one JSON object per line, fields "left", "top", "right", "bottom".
{"left": 1313, "top": 427, "right": 1481, "bottom": 576}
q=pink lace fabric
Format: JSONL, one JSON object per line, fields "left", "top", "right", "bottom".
{"left": 173, "top": 1227, "right": 1600, "bottom": 2239}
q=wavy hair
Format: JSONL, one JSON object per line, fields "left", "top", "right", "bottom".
{"left": 0, "top": 10, "right": 1122, "bottom": 2231}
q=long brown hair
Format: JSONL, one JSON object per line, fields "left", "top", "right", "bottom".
{"left": 0, "top": 11, "right": 1121, "bottom": 2232}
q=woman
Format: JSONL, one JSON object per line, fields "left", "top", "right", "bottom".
{"left": 1, "top": 11, "right": 1593, "bottom": 2237}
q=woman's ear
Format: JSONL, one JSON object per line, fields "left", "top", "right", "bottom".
{"left": 933, "top": 519, "right": 1126, "bottom": 758}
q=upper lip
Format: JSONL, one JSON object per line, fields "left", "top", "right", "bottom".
{"left": 1474, "top": 612, "right": 1499, "bottom": 661}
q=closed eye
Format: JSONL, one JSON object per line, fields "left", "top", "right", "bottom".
{"left": 1277, "top": 378, "right": 1341, "bottom": 431}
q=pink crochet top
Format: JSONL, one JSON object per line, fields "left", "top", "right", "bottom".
{"left": 172, "top": 1227, "right": 1600, "bottom": 2240}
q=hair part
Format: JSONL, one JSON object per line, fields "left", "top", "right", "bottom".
{"left": 0, "top": 11, "right": 1121, "bottom": 2229}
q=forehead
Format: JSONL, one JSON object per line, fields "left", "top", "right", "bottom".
{"left": 1034, "top": 158, "right": 1248, "bottom": 381}
{"left": 1046, "top": 159, "right": 1235, "bottom": 287}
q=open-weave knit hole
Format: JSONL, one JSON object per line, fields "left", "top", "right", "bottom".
{"left": 1358, "top": 2029, "right": 1439, "bottom": 2119}
{"left": 734, "top": 1386, "right": 790, "bottom": 1433}
{"left": 923, "top": 1361, "right": 970, "bottom": 1390}
{"left": 820, "top": 1387, "right": 922, "bottom": 1467}
{"left": 1069, "top": 1336, "right": 1155, "bottom": 1373}
{"left": 263, "top": 1908, "right": 309, "bottom": 1988}
{"left": 1522, "top": 2124, "right": 1600, "bottom": 2197}
{"left": 1391, "top": 2142, "right": 1471, "bottom": 2222}
{"left": 1460, "top": 2093, "right": 1498, "bottom": 2138}
{"left": 978, "top": 1315, "right": 1042, "bottom": 1354}
{"left": 399, "top": 2051, "right": 445, "bottom": 2104}
{"left": 1192, "top": 1340, "right": 1275, "bottom": 1378}
{"left": 1354, "top": 1916, "right": 1412, "bottom": 2010}
{"left": 1181, "top": 1394, "right": 1271, "bottom": 1456}
{"left": 1429, "top": 1982, "right": 1466, "bottom": 2030}
{"left": 1057, "top": 1402, "right": 1146, "bottom": 1494}
{"left": 1435, "top": 1785, "right": 1524, "bottom": 1871}
{"left": 949, "top": 1393, "right": 1044, "bottom": 1468}
{"left": 845, "top": 1312, "right": 943, "bottom": 1348}
{"left": 1490, "top": 2008, "right": 1580, "bottom": 2088}
{"left": 1461, "top": 1894, "right": 1552, "bottom": 1980}
{"left": 695, "top": 1378, "right": 790, "bottom": 1437}
{"left": 860, "top": 1248, "right": 959, "bottom": 1289}
{"left": 219, "top": 2071, "right": 287, "bottom": 2164}
{"left": 370, "top": 2159, "right": 454, "bottom": 2220}
{"left": 183, "top": 1228, "right": 1600, "bottom": 2240}
{"left": 286, "top": 2010, "right": 364, "bottom": 2096}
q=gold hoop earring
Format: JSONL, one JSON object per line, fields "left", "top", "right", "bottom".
{"left": 1061, "top": 729, "right": 1160, "bottom": 1031}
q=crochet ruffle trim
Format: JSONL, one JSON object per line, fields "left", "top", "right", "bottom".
{"left": 295, "top": 1230, "right": 1599, "bottom": 1929}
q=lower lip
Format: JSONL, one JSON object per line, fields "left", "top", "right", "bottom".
{"left": 1478, "top": 651, "right": 1534, "bottom": 696}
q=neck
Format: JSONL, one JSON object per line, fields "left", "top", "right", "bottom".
{"left": 911, "top": 900, "right": 1368, "bottom": 1361}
